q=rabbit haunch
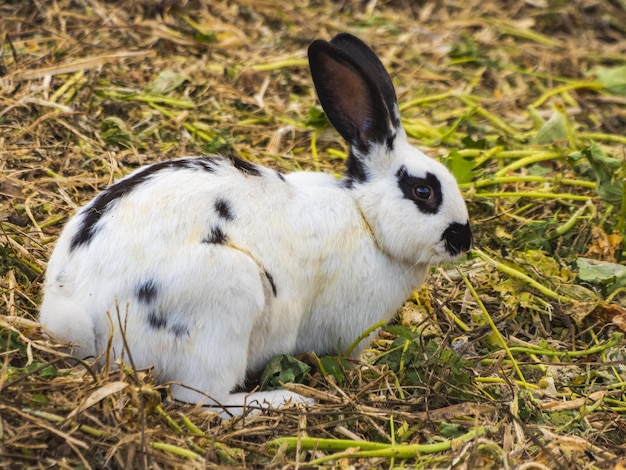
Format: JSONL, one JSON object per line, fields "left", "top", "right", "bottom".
{"left": 40, "top": 33, "right": 472, "bottom": 416}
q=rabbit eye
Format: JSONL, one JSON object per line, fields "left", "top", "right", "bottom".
{"left": 396, "top": 166, "right": 442, "bottom": 214}
{"left": 413, "top": 185, "right": 432, "bottom": 200}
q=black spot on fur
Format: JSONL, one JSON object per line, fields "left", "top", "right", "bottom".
{"left": 275, "top": 171, "right": 286, "bottom": 182}
{"left": 203, "top": 226, "right": 227, "bottom": 244}
{"left": 148, "top": 310, "right": 167, "bottom": 329}
{"left": 137, "top": 280, "right": 158, "bottom": 304}
{"left": 185, "top": 158, "right": 218, "bottom": 172}
{"left": 214, "top": 198, "right": 234, "bottom": 221}
{"left": 443, "top": 221, "right": 473, "bottom": 256}
{"left": 264, "top": 269, "right": 277, "bottom": 296}
{"left": 55, "top": 272, "right": 67, "bottom": 288}
{"left": 396, "top": 167, "right": 442, "bottom": 214}
{"left": 69, "top": 157, "right": 218, "bottom": 252}
{"left": 343, "top": 150, "right": 368, "bottom": 187}
{"left": 386, "top": 133, "right": 396, "bottom": 151}
{"left": 224, "top": 154, "right": 262, "bottom": 176}
{"left": 170, "top": 322, "right": 189, "bottom": 337}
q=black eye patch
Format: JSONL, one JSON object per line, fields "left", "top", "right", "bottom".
{"left": 396, "top": 167, "right": 442, "bottom": 214}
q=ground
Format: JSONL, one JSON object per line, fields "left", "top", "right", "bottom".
{"left": 1, "top": 0, "right": 626, "bottom": 468}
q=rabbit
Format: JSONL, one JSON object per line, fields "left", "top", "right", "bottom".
{"left": 39, "top": 33, "right": 472, "bottom": 417}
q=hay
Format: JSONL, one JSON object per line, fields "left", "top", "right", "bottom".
{"left": 1, "top": 0, "right": 626, "bottom": 467}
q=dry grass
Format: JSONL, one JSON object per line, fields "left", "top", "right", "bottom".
{"left": 1, "top": 0, "right": 626, "bottom": 468}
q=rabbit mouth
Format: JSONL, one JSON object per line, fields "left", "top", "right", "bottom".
{"left": 441, "top": 221, "right": 473, "bottom": 258}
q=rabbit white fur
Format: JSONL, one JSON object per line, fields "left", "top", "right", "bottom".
{"left": 40, "top": 33, "right": 472, "bottom": 416}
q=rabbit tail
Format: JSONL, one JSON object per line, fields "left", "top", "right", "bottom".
{"left": 40, "top": 296, "right": 98, "bottom": 359}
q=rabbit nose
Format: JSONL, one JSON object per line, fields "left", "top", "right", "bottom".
{"left": 442, "top": 221, "right": 473, "bottom": 256}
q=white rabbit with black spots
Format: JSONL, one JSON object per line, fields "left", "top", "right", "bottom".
{"left": 40, "top": 33, "right": 472, "bottom": 417}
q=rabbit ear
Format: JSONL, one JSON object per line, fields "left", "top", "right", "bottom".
{"left": 329, "top": 33, "right": 401, "bottom": 128}
{"left": 308, "top": 34, "right": 399, "bottom": 156}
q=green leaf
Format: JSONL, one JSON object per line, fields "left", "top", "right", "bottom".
{"left": 39, "top": 365, "right": 61, "bottom": 379}
{"left": 461, "top": 135, "right": 487, "bottom": 150}
{"left": 591, "top": 65, "right": 626, "bottom": 97}
{"left": 448, "top": 34, "right": 479, "bottom": 60}
{"left": 438, "top": 422, "right": 466, "bottom": 438}
{"left": 318, "top": 355, "right": 349, "bottom": 386}
{"left": 444, "top": 148, "right": 474, "bottom": 184}
{"left": 100, "top": 116, "right": 133, "bottom": 148}
{"left": 527, "top": 163, "right": 553, "bottom": 176}
{"left": 259, "top": 354, "right": 310, "bottom": 390}
{"left": 193, "top": 31, "right": 217, "bottom": 43}
{"left": 549, "top": 410, "right": 575, "bottom": 426}
{"left": 305, "top": 105, "right": 328, "bottom": 128}
{"left": 149, "top": 69, "right": 189, "bottom": 95}
{"left": 376, "top": 327, "right": 473, "bottom": 403}
{"left": 580, "top": 141, "right": 623, "bottom": 204}
{"left": 577, "top": 257, "right": 626, "bottom": 293}
{"left": 533, "top": 109, "right": 568, "bottom": 144}
{"left": 383, "top": 324, "right": 419, "bottom": 340}
{"left": 29, "top": 394, "right": 50, "bottom": 408}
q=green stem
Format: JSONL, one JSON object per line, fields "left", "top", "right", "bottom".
{"left": 155, "top": 405, "right": 183, "bottom": 433}
{"left": 472, "top": 146, "right": 505, "bottom": 168}
{"left": 548, "top": 202, "right": 594, "bottom": 239}
{"left": 531, "top": 82, "right": 603, "bottom": 108}
{"left": 39, "top": 214, "right": 69, "bottom": 229}
{"left": 473, "top": 248, "right": 573, "bottom": 304}
{"left": 250, "top": 58, "right": 308, "bottom": 72}
{"left": 399, "top": 90, "right": 456, "bottom": 111}
{"left": 458, "top": 95, "right": 517, "bottom": 136}
{"left": 442, "top": 305, "right": 471, "bottom": 332}
{"left": 502, "top": 333, "right": 622, "bottom": 358}
{"left": 474, "top": 377, "right": 540, "bottom": 389}
{"left": 460, "top": 271, "right": 528, "bottom": 387}
{"left": 98, "top": 88, "right": 195, "bottom": 108}
{"left": 179, "top": 413, "right": 205, "bottom": 436}
{"left": 269, "top": 427, "right": 485, "bottom": 464}
{"left": 579, "top": 132, "right": 626, "bottom": 145}
{"left": 494, "top": 21, "right": 560, "bottom": 46}
{"left": 472, "top": 192, "right": 590, "bottom": 201}
{"left": 150, "top": 442, "right": 205, "bottom": 461}
{"left": 555, "top": 103, "right": 578, "bottom": 150}
{"left": 494, "top": 152, "right": 563, "bottom": 177}
{"left": 617, "top": 158, "right": 626, "bottom": 237}
{"left": 461, "top": 175, "right": 596, "bottom": 190}
{"left": 345, "top": 320, "right": 387, "bottom": 356}
{"left": 495, "top": 150, "right": 560, "bottom": 159}
{"left": 22, "top": 408, "right": 106, "bottom": 438}
{"left": 310, "top": 127, "right": 321, "bottom": 171}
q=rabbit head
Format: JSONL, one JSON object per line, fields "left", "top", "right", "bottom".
{"left": 308, "top": 33, "right": 472, "bottom": 267}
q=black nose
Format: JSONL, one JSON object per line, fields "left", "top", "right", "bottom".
{"left": 442, "top": 221, "right": 472, "bottom": 256}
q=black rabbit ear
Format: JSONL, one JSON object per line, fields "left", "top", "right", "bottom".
{"left": 308, "top": 37, "right": 397, "bottom": 154}
{"left": 329, "top": 33, "right": 400, "bottom": 128}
